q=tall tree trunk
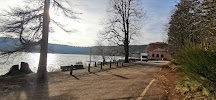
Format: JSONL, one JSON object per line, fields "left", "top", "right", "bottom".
{"left": 124, "top": 31, "right": 129, "bottom": 63}
{"left": 37, "top": 0, "right": 50, "bottom": 78}
{"left": 125, "top": 19, "right": 129, "bottom": 63}
{"left": 125, "top": 40, "right": 129, "bottom": 63}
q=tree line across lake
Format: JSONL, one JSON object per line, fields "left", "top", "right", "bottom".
{"left": 0, "top": 37, "right": 147, "bottom": 55}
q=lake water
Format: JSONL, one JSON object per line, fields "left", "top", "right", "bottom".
{"left": 0, "top": 53, "right": 123, "bottom": 75}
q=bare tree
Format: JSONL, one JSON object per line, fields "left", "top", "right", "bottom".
{"left": 100, "top": 0, "right": 144, "bottom": 63}
{"left": 106, "top": 45, "right": 123, "bottom": 62}
{"left": 92, "top": 39, "right": 124, "bottom": 64}
{"left": 167, "top": 0, "right": 194, "bottom": 52}
{"left": 92, "top": 40, "right": 107, "bottom": 64}
{"left": 167, "top": 0, "right": 216, "bottom": 52}
{"left": 0, "top": 0, "right": 77, "bottom": 78}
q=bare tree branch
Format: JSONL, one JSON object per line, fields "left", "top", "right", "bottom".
{"left": 100, "top": 0, "right": 144, "bottom": 62}
{"left": 0, "top": 0, "right": 78, "bottom": 75}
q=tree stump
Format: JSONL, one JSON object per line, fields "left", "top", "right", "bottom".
{"left": 20, "top": 62, "right": 33, "bottom": 74}
{"left": 6, "top": 65, "right": 20, "bottom": 75}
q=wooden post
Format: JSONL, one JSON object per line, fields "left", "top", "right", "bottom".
{"left": 117, "top": 62, "right": 118, "bottom": 67}
{"left": 110, "top": 61, "right": 111, "bottom": 68}
{"left": 88, "top": 64, "right": 90, "bottom": 72}
{"left": 70, "top": 65, "right": 73, "bottom": 75}
{"left": 122, "top": 62, "right": 123, "bottom": 66}
{"left": 101, "top": 62, "right": 103, "bottom": 70}
{"left": 95, "top": 62, "right": 97, "bottom": 67}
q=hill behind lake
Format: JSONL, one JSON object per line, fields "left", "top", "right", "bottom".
{"left": 0, "top": 37, "right": 147, "bottom": 55}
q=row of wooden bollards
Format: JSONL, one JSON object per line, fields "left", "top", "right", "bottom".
{"left": 70, "top": 61, "right": 124, "bottom": 75}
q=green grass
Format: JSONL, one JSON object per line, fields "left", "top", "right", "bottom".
{"left": 176, "top": 76, "right": 209, "bottom": 95}
{"left": 173, "top": 42, "right": 216, "bottom": 99}
{"left": 176, "top": 75, "right": 216, "bottom": 99}
{"left": 84, "top": 66, "right": 97, "bottom": 69}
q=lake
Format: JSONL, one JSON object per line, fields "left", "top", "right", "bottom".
{"left": 0, "top": 53, "right": 123, "bottom": 75}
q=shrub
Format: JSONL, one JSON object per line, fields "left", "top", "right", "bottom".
{"left": 174, "top": 43, "right": 216, "bottom": 96}
{"left": 75, "top": 61, "right": 83, "bottom": 65}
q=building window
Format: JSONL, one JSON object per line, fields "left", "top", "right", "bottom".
{"left": 156, "top": 54, "right": 159, "bottom": 58}
{"left": 161, "top": 54, "right": 164, "bottom": 58}
{"left": 152, "top": 54, "right": 155, "bottom": 57}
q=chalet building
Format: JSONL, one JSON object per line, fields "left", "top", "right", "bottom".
{"left": 148, "top": 42, "right": 172, "bottom": 60}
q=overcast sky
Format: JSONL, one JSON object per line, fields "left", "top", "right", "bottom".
{"left": 0, "top": 0, "right": 178, "bottom": 46}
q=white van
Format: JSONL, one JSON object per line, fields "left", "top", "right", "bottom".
{"left": 140, "top": 53, "right": 148, "bottom": 62}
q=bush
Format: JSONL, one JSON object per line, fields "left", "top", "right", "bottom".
{"left": 176, "top": 76, "right": 210, "bottom": 96}
{"left": 75, "top": 61, "right": 83, "bottom": 65}
{"left": 174, "top": 43, "right": 216, "bottom": 96}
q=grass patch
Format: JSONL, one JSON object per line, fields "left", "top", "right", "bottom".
{"left": 83, "top": 66, "right": 96, "bottom": 69}
{"left": 173, "top": 42, "right": 216, "bottom": 99}
{"left": 75, "top": 61, "right": 83, "bottom": 65}
{"left": 168, "top": 62, "right": 181, "bottom": 71}
{"left": 176, "top": 76, "right": 209, "bottom": 95}
{"left": 0, "top": 72, "right": 35, "bottom": 79}
{"left": 176, "top": 75, "right": 215, "bottom": 99}
{"left": 52, "top": 69, "right": 62, "bottom": 72}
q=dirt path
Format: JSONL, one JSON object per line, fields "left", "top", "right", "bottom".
{"left": 0, "top": 61, "right": 179, "bottom": 100}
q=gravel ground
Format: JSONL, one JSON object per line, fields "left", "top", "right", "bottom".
{"left": 0, "top": 61, "right": 171, "bottom": 100}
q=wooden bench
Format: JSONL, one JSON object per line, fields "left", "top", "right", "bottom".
{"left": 60, "top": 65, "right": 84, "bottom": 71}
{"left": 73, "top": 65, "right": 84, "bottom": 69}
{"left": 60, "top": 66, "right": 71, "bottom": 71}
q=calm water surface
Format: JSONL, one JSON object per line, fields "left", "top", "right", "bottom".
{"left": 0, "top": 53, "right": 123, "bottom": 75}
